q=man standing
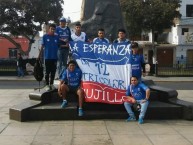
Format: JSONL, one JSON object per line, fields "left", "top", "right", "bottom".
{"left": 71, "top": 22, "right": 89, "bottom": 42}
{"left": 55, "top": 17, "right": 72, "bottom": 78}
{"left": 70, "top": 22, "right": 89, "bottom": 62}
{"left": 130, "top": 42, "right": 146, "bottom": 81}
{"left": 113, "top": 29, "right": 130, "bottom": 44}
{"left": 93, "top": 28, "right": 109, "bottom": 43}
{"left": 38, "top": 24, "right": 59, "bottom": 91}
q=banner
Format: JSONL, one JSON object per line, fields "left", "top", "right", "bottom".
{"left": 70, "top": 42, "right": 131, "bottom": 104}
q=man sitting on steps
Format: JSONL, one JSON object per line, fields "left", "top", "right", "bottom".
{"left": 58, "top": 60, "right": 84, "bottom": 116}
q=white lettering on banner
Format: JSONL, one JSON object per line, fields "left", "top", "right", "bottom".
{"left": 72, "top": 43, "right": 79, "bottom": 51}
{"left": 71, "top": 43, "right": 130, "bottom": 56}
{"left": 84, "top": 88, "right": 124, "bottom": 103}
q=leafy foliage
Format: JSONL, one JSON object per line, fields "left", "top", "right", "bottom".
{"left": 0, "top": 0, "right": 64, "bottom": 54}
{"left": 120, "top": 0, "right": 181, "bottom": 40}
{"left": 120, "top": 0, "right": 144, "bottom": 40}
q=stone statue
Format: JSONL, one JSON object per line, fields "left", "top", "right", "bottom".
{"left": 79, "top": 0, "right": 125, "bottom": 42}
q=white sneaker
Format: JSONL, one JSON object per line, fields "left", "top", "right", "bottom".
{"left": 44, "top": 85, "right": 50, "bottom": 91}
{"left": 50, "top": 84, "right": 56, "bottom": 90}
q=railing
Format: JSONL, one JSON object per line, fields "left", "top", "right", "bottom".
{"left": 157, "top": 64, "right": 193, "bottom": 76}
{"left": 0, "top": 59, "right": 17, "bottom": 76}
{"left": 0, "top": 59, "right": 36, "bottom": 76}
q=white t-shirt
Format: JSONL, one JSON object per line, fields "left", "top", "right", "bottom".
{"left": 71, "top": 32, "right": 87, "bottom": 42}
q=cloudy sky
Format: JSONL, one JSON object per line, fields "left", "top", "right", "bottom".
{"left": 62, "top": 0, "right": 83, "bottom": 22}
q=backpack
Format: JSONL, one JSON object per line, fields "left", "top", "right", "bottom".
{"left": 33, "top": 59, "right": 44, "bottom": 82}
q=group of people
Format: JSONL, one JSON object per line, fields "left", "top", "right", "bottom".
{"left": 38, "top": 17, "right": 150, "bottom": 124}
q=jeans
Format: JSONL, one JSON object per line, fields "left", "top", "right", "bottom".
{"left": 124, "top": 100, "right": 149, "bottom": 119}
{"left": 58, "top": 48, "right": 69, "bottom": 77}
{"left": 17, "top": 67, "right": 24, "bottom": 77}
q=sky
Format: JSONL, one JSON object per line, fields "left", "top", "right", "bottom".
{"left": 62, "top": 0, "right": 83, "bottom": 22}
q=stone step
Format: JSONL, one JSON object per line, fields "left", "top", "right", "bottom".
{"left": 10, "top": 79, "right": 191, "bottom": 122}
{"left": 26, "top": 101, "right": 182, "bottom": 121}
{"left": 9, "top": 100, "right": 41, "bottom": 122}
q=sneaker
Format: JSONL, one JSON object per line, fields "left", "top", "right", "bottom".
{"left": 61, "top": 100, "right": 67, "bottom": 108}
{"left": 138, "top": 118, "right": 144, "bottom": 124}
{"left": 50, "top": 84, "right": 56, "bottom": 90}
{"left": 44, "top": 85, "right": 51, "bottom": 91}
{"left": 126, "top": 116, "right": 136, "bottom": 122}
{"left": 78, "top": 108, "right": 84, "bottom": 116}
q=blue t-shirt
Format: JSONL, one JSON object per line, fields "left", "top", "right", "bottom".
{"left": 93, "top": 37, "right": 109, "bottom": 43}
{"left": 41, "top": 34, "right": 59, "bottom": 60}
{"left": 126, "top": 83, "right": 148, "bottom": 100}
{"left": 61, "top": 67, "right": 82, "bottom": 88}
{"left": 113, "top": 38, "right": 130, "bottom": 44}
{"left": 130, "top": 54, "right": 145, "bottom": 79}
{"left": 55, "top": 26, "right": 72, "bottom": 46}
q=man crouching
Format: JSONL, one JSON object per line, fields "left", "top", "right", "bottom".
{"left": 58, "top": 60, "right": 84, "bottom": 116}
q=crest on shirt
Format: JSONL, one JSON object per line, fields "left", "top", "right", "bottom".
{"left": 132, "top": 56, "right": 137, "bottom": 61}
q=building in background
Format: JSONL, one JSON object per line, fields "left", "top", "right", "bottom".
{"left": 168, "top": 0, "right": 193, "bottom": 66}
{"left": 0, "top": 35, "right": 41, "bottom": 59}
{"left": 139, "top": 0, "right": 193, "bottom": 68}
{"left": 0, "top": 36, "right": 29, "bottom": 59}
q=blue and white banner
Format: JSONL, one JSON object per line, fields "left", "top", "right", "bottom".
{"left": 70, "top": 42, "right": 131, "bottom": 104}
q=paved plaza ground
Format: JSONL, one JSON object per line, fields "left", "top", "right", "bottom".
{"left": 0, "top": 76, "right": 193, "bottom": 145}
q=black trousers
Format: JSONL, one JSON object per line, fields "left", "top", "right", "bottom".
{"left": 45, "top": 59, "right": 57, "bottom": 85}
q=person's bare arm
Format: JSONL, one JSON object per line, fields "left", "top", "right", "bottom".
{"left": 142, "top": 88, "right": 150, "bottom": 103}
{"left": 38, "top": 45, "right": 44, "bottom": 59}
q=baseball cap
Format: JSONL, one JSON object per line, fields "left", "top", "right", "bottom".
{"left": 59, "top": 17, "right": 66, "bottom": 22}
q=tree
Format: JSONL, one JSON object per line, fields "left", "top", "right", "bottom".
{"left": 120, "top": 0, "right": 181, "bottom": 74}
{"left": 0, "top": 0, "right": 64, "bottom": 55}
{"left": 120, "top": 0, "right": 144, "bottom": 40}
{"left": 120, "top": 0, "right": 181, "bottom": 39}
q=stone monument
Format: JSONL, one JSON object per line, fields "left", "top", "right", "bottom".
{"left": 79, "top": 0, "right": 125, "bottom": 41}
